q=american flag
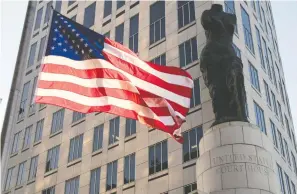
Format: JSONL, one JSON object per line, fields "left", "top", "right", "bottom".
{"left": 35, "top": 10, "right": 193, "bottom": 143}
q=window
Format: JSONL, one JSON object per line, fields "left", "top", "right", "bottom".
{"left": 45, "top": 145, "right": 60, "bottom": 172}
{"left": 149, "top": 140, "right": 168, "bottom": 175}
{"left": 28, "top": 42, "right": 37, "bottom": 67}
{"left": 233, "top": 43, "right": 241, "bottom": 59}
{"left": 270, "top": 120, "right": 278, "bottom": 148}
{"left": 249, "top": 62, "right": 260, "bottom": 91}
{"left": 272, "top": 65, "right": 278, "bottom": 90}
{"left": 50, "top": 108, "right": 65, "bottom": 134}
{"left": 84, "top": 2, "right": 96, "bottom": 28}
{"left": 124, "top": 153, "right": 135, "bottom": 184}
{"left": 28, "top": 155, "right": 39, "bottom": 180}
{"left": 125, "top": 118, "right": 136, "bottom": 137}
{"left": 16, "top": 161, "right": 26, "bottom": 186}
{"left": 284, "top": 140, "right": 291, "bottom": 166}
{"left": 183, "top": 126, "right": 203, "bottom": 162}
{"left": 255, "top": 27, "right": 265, "bottom": 69}
{"left": 104, "top": 0, "right": 112, "bottom": 18}
{"left": 38, "top": 36, "right": 47, "bottom": 61}
{"left": 277, "top": 164, "right": 285, "bottom": 193}
{"left": 285, "top": 116, "right": 292, "bottom": 140}
{"left": 264, "top": 81, "right": 271, "bottom": 107}
{"left": 292, "top": 152, "right": 297, "bottom": 175}
{"left": 149, "top": 1, "right": 165, "bottom": 44}
{"left": 34, "top": 8, "right": 43, "bottom": 30}
{"left": 42, "top": 186, "right": 55, "bottom": 194}
{"left": 72, "top": 111, "right": 85, "bottom": 123}
{"left": 65, "top": 176, "right": 80, "bottom": 194}
{"left": 224, "top": 0, "right": 238, "bottom": 34}
{"left": 23, "top": 125, "right": 33, "bottom": 149}
{"left": 28, "top": 77, "right": 38, "bottom": 113}
{"left": 44, "top": 1, "right": 53, "bottom": 24}
{"left": 55, "top": 0, "right": 62, "bottom": 12}
{"left": 115, "top": 23, "right": 124, "bottom": 44}
{"left": 261, "top": 7, "right": 268, "bottom": 33}
{"left": 68, "top": 1, "right": 75, "bottom": 6}
{"left": 184, "top": 182, "right": 197, "bottom": 194}
{"left": 177, "top": 1, "right": 195, "bottom": 29}
{"left": 68, "top": 134, "right": 83, "bottom": 162}
{"left": 285, "top": 173, "right": 292, "bottom": 194}
{"left": 254, "top": 102, "right": 266, "bottom": 134}
{"left": 34, "top": 119, "right": 44, "bottom": 143}
{"left": 241, "top": 6, "right": 254, "bottom": 53}
{"left": 117, "top": 0, "right": 125, "bottom": 9}
{"left": 278, "top": 131, "right": 285, "bottom": 158}
{"left": 93, "top": 124, "right": 104, "bottom": 152}
{"left": 179, "top": 37, "right": 198, "bottom": 67}
{"left": 104, "top": 31, "right": 110, "bottom": 38}
{"left": 11, "top": 131, "right": 21, "bottom": 154}
{"left": 151, "top": 53, "right": 166, "bottom": 66}
{"left": 190, "top": 78, "right": 201, "bottom": 108}
{"left": 109, "top": 117, "right": 119, "bottom": 144}
{"left": 129, "top": 14, "right": 139, "bottom": 53}
{"left": 255, "top": 1, "right": 262, "bottom": 23}
{"left": 90, "top": 168, "right": 101, "bottom": 194}
{"left": 71, "top": 15, "right": 76, "bottom": 21}
{"left": 271, "top": 91, "right": 278, "bottom": 116}
{"left": 106, "top": 160, "right": 118, "bottom": 191}
{"left": 262, "top": 37, "right": 269, "bottom": 72}
{"left": 292, "top": 182, "right": 297, "bottom": 194}
{"left": 4, "top": 167, "right": 14, "bottom": 191}
{"left": 267, "top": 49, "right": 273, "bottom": 80}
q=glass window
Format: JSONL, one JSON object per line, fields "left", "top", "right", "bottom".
{"left": 84, "top": 2, "right": 96, "bottom": 28}
{"left": 241, "top": 6, "right": 254, "bottom": 53}
{"left": 224, "top": 0, "right": 238, "bottom": 34}
{"left": 19, "top": 81, "right": 30, "bottom": 119}
{"left": 45, "top": 145, "right": 60, "bottom": 172}
{"left": 272, "top": 65, "right": 278, "bottom": 90}
{"left": 292, "top": 152, "right": 297, "bottom": 175}
{"left": 68, "top": 134, "right": 83, "bottom": 162}
{"left": 28, "top": 42, "right": 37, "bottom": 67}
{"left": 44, "top": 1, "right": 53, "bottom": 24}
{"left": 68, "top": 1, "right": 75, "bottom": 6}
{"left": 109, "top": 117, "right": 120, "bottom": 144}
{"left": 277, "top": 164, "right": 285, "bottom": 194}
{"left": 255, "top": 26, "right": 265, "bottom": 69}
{"left": 50, "top": 108, "right": 65, "bottom": 134}
{"left": 72, "top": 111, "right": 85, "bottom": 123}
{"left": 179, "top": 37, "right": 198, "bottom": 67}
{"left": 285, "top": 116, "right": 292, "bottom": 140}
{"left": 270, "top": 120, "right": 278, "bottom": 148}
{"left": 104, "top": 0, "right": 112, "bottom": 18}
{"left": 184, "top": 182, "right": 197, "bottom": 194}
{"left": 284, "top": 140, "right": 291, "bottom": 166}
{"left": 23, "top": 125, "right": 33, "bottom": 149}
{"left": 38, "top": 36, "right": 47, "bottom": 61}
{"left": 267, "top": 49, "right": 273, "bottom": 80}
{"left": 124, "top": 153, "right": 135, "bottom": 184}
{"left": 106, "top": 160, "right": 118, "bottom": 191}
{"left": 42, "top": 186, "right": 56, "bottom": 194}
{"left": 65, "top": 176, "right": 80, "bottom": 194}
{"left": 149, "top": 140, "right": 168, "bottom": 175}
{"left": 29, "top": 76, "right": 38, "bottom": 113}
{"left": 254, "top": 101, "right": 266, "bottom": 134}
{"left": 129, "top": 14, "right": 139, "bottom": 53}
{"left": 117, "top": 0, "right": 125, "bottom": 9}
{"left": 149, "top": 1, "right": 165, "bottom": 44}
{"left": 93, "top": 124, "right": 104, "bottom": 152}
{"left": 90, "top": 167, "right": 100, "bottom": 194}
{"left": 125, "top": 118, "right": 136, "bottom": 137}
{"left": 292, "top": 181, "right": 297, "bottom": 194}
{"left": 4, "top": 167, "right": 14, "bottom": 191}
{"left": 151, "top": 53, "right": 166, "bottom": 66}
{"left": 278, "top": 102, "right": 284, "bottom": 125}
{"left": 183, "top": 126, "right": 203, "bottom": 162}
{"left": 249, "top": 62, "right": 260, "bottom": 91}
{"left": 271, "top": 91, "right": 278, "bottom": 116}
{"left": 285, "top": 173, "right": 292, "bottom": 194}
{"left": 190, "top": 78, "right": 201, "bottom": 108}
{"left": 71, "top": 15, "right": 76, "bottom": 21}
{"left": 34, "top": 119, "right": 44, "bottom": 143}
{"left": 11, "top": 131, "right": 21, "bottom": 154}
{"left": 55, "top": 0, "right": 62, "bottom": 12}
{"left": 278, "top": 130, "right": 285, "bottom": 158}
{"left": 177, "top": 1, "right": 195, "bottom": 29}
{"left": 16, "top": 161, "right": 26, "bottom": 186}
{"left": 115, "top": 23, "right": 124, "bottom": 44}
{"left": 233, "top": 43, "right": 241, "bottom": 59}
{"left": 28, "top": 155, "right": 39, "bottom": 181}
{"left": 34, "top": 8, "right": 43, "bottom": 30}
{"left": 104, "top": 31, "right": 110, "bottom": 38}
{"left": 264, "top": 80, "right": 271, "bottom": 107}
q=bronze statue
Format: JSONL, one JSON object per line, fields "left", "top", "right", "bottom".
{"left": 200, "top": 4, "right": 248, "bottom": 126}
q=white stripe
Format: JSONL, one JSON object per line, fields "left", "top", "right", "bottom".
{"left": 43, "top": 55, "right": 190, "bottom": 108}
{"left": 103, "top": 43, "right": 193, "bottom": 88}
{"left": 36, "top": 88, "right": 175, "bottom": 125}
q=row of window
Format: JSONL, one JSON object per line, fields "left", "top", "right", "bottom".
{"left": 277, "top": 163, "right": 297, "bottom": 194}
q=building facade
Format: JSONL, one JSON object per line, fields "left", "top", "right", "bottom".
{"left": 1, "top": 1, "right": 296, "bottom": 194}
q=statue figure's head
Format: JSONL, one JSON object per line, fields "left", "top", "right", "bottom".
{"left": 210, "top": 4, "right": 223, "bottom": 13}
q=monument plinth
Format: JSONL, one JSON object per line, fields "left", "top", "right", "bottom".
{"left": 196, "top": 122, "right": 278, "bottom": 194}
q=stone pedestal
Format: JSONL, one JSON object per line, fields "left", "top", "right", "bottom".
{"left": 196, "top": 122, "right": 279, "bottom": 194}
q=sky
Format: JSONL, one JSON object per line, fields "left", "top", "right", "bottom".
{"left": 0, "top": 1, "right": 297, "bottom": 132}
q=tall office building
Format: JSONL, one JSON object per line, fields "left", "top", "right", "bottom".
{"left": 1, "top": 1, "right": 296, "bottom": 194}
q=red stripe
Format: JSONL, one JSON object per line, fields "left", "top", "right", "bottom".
{"left": 102, "top": 51, "right": 192, "bottom": 98}
{"left": 104, "top": 38, "right": 137, "bottom": 57}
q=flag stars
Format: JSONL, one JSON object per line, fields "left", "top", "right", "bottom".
{"left": 55, "top": 21, "right": 58, "bottom": 24}
{"left": 64, "top": 21, "right": 68, "bottom": 24}
{"left": 54, "top": 28, "right": 58, "bottom": 32}
{"left": 53, "top": 38, "right": 57, "bottom": 41}
{"left": 72, "top": 29, "right": 76, "bottom": 32}
{"left": 60, "top": 17, "right": 64, "bottom": 20}
{"left": 70, "top": 46, "right": 73, "bottom": 49}
{"left": 75, "top": 51, "right": 78, "bottom": 55}
{"left": 76, "top": 33, "right": 79, "bottom": 37}
{"left": 59, "top": 25, "right": 62, "bottom": 28}
{"left": 84, "top": 43, "right": 88, "bottom": 47}
{"left": 63, "top": 48, "right": 67, "bottom": 52}
{"left": 59, "top": 34, "right": 63, "bottom": 38}
{"left": 58, "top": 42, "right": 62, "bottom": 46}
{"left": 68, "top": 24, "right": 71, "bottom": 27}
{"left": 80, "top": 38, "right": 84, "bottom": 42}
{"left": 64, "top": 40, "right": 68, "bottom": 44}
{"left": 89, "top": 49, "right": 93, "bottom": 53}
{"left": 51, "top": 46, "right": 55, "bottom": 50}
